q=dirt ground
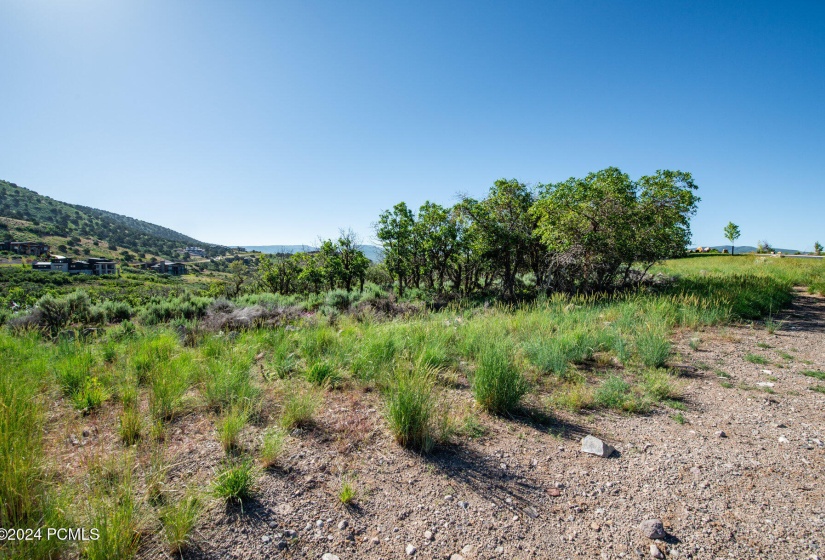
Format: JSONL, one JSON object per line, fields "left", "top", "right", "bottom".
{"left": 66, "top": 289, "right": 825, "bottom": 560}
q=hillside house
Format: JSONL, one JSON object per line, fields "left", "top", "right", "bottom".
{"left": 144, "top": 261, "right": 187, "bottom": 275}
{"left": 3, "top": 241, "right": 50, "bottom": 255}
{"left": 32, "top": 256, "right": 117, "bottom": 275}
{"left": 184, "top": 246, "right": 206, "bottom": 257}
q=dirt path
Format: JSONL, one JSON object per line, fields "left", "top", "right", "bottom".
{"left": 160, "top": 290, "right": 825, "bottom": 560}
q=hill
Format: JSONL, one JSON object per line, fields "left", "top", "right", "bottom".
{"left": 245, "top": 244, "right": 385, "bottom": 262}
{"left": 0, "top": 179, "right": 229, "bottom": 261}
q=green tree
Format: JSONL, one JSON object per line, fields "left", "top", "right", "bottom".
{"left": 814, "top": 241, "right": 823, "bottom": 256}
{"left": 723, "top": 222, "right": 741, "bottom": 255}
{"left": 376, "top": 203, "right": 416, "bottom": 296}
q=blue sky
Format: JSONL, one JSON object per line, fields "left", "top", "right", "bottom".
{"left": 1, "top": 1, "right": 823, "bottom": 250}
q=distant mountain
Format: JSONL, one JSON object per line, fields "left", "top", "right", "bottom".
{"left": 0, "top": 179, "right": 229, "bottom": 260}
{"left": 245, "top": 244, "right": 385, "bottom": 262}
{"left": 694, "top": 245, "right": 802, "bottom": 254}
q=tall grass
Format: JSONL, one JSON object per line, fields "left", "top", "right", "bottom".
{"left": 386, "top": 366, "right": 437, "bottom": 452}
{"left": 472, "top": 344, "right": 528, "bottom": 414}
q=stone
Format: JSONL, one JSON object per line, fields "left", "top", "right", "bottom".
{"left": 316, "top": 520, "right": 325, "bottom": 528}
{"left": 450, "top": 555, "right": 466, "bottom": 560}
{"left": 650, "top": 544, "right": 664, "bottom": 558}
{"left": 462, "top": 544, "right": 474, "bottom": 555}
{"left": 406, "top": 543, "right": 417, "bottom": 555}
{"left": 639, "top": 519, "right": 666, "bottom": 540}
{"left": 424, "top": 530, "right": 434, "bottom": 541}
{"left": 261, "top": 535, "right": 271, "bottom": 543}
{"left": 715, "top": 430, "right": 727, "bottom": 438}
{"left": 547, "top": 488, "right": 561, "bottom": 497}
{"left": 322, "top": 555, "right": 340, "bottom": 560}
{"left": 458, "top": 501, "right": 469, "bottom": 510}
{"left": 581, "top": 435, "right": 614, "bottom": 458}
{"left": 276, "top": 540, "right": 288, "bottom": 550}
{"left": 338, "top": 520, "right": 349, "bottom": 530}
{"left": 524, "top": 506, "right": 538, "bottom": 519}
{"left": 779, "top": 436, "right": 789, "bottom": 444}
{"left": 284, "top": 529, "right": 297, "bottom": 538}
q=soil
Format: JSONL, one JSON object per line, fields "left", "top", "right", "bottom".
{"left": 64, "top": 289, "right": 825, "bottom": 559}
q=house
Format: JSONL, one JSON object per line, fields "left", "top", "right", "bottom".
{"left": 32, "top": 256, "right": 117, "bottom": 276}
{"left": 145, "top": 261, "right": 187, "bottom": 276}
{"left": 8, "top": 241, "right": 50, "bottom": 256}
{"left": 184, "top": 246, "right": 206, "bottom": 258}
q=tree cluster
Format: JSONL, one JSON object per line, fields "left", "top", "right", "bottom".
{"left": 253, "top": 231, "right": 372, "bottom": 297}
{"left": 376, "top": 168, "right": 699, "bottom": 299}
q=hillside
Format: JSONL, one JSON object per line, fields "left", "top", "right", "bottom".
{"left": 246, "top": 244, "right": 385, "bottom": 262}
{"left": 0, "top": 179, "right": 228, "bottom": 261}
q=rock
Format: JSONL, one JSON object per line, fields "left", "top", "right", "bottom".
{"left": 322, "top": 555, "right": 340, "bottom": 560}
{"left": 338, "top": 520, "right": 349, "bottom": 530}
{"left": 639, "top": 519, "right": 666, "bottom": 540}
{"left": 650, "top": 543, "right": 664, "bottom": 558}
{"left": 450, "top": 555, "right": 466, "bottom": 560}
{"left": 371, "top": 536, "right": 380, "bottom": 544}
{"left": 304, "top": 523, "right": 313, "bottom": 532}
{"left": 581, "top": 435, "right": 614, "bottom": 458}
{"left": 444, "top": 495, "right": 454, "bottom": 502}
{"left": 756, "top": 382, "right": 774, "bottom": 387}
{"left": 458, "top": 501, "right": 468, "bottom": 509}
{"left": 591, "top": 522, "right": 601, "bottom": 531}
{"left": 284, "top": 529, "right": 297, "bottom": 538}
{"left": 779, "top": 436, "right": 789, "bottom": 444}
{"left": 268, "top": 521, "right": 277, "bottom": 528}
{"left": 424, "top": 530, "right": 434, "bottom": 541}
{"left": 715, "top": 430, "right": 727, "bottom": 438}
{"left": 276, "top": 540, "right": 288, "bottom": 550}
{"left": 524, "top": 506, "right": 538, "bottom": 519}
{"left": 82, "top": 429, "right": 90, "bottom": 438}
{"left": 462, "top": 544, "right": 474, "bottom": 555}
{"left": 316, "top": 520, "right": 325, "bottom": 528}
{"left": 261, "top": 535, "right": 271, "bottom": 543}
{"left": 547, "top": 488, "right": 561, "bottom": 497}
{"left": 406, "top": 543, "right": 417, "bottom": 555}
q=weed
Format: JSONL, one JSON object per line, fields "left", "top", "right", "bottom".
{"left": 548, "top": 381, "right": 594, "bottom": 412}
{"left": 459, "top": 414, "right": 487, "bottom": 439}
{"left": 809, "top": 385, "right": 825, "bottom": 394}
{"left": 640, "top": 369, "right": 683, "bottom": 402}
{"left": 801, "top": 370, "right": 825, "bottom": 380}
{"left": 671, "top": 412, "right": 686, "bottom": 424}
{"left": 593, "top": 376, "right": 649, "bottom": 413}
{"left": 756, "top": 342, "right": 772, "bottom": 349}
{"left": 777, "top": 351, "right": 794, "bottom": 361}
{"left": 689, "top": 337, "right": 701, "bottom": 351}
{"left": 305, "top": 360, "right": 341, "bottom": 387}
{"left": 715, "top": 369, "right": 731, "bottom": 378}
{"left": 720, "top": 381, "right": 733, "bottom": 388}
{"left": 72, "top": 376, "right": 109, "bottom": 413}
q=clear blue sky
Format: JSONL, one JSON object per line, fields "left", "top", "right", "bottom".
{"left": 1, "top": 1, "right": 823, "bottom": 250}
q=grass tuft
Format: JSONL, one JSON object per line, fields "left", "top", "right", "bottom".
{"left": 472, "top": 344, "right": 528, "bottom": 414}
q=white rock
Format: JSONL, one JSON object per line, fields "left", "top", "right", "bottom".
{"left": 450, "top": 555, "right": 465, "bottom": 560}
{"left": 406, "top": 543, "right": 417, "bottom": 555}
{"left": 639, "top": 519, "right": 666, "bottom": 539}
{"left": 322, "top": 555, "right": 340, "bottom": 560}
{"left": 424, "top": 530, "right": 433, "bottom": 541}
{"left": 756, "top": 382, "right": 774, "bottom": 387}
{"left": 581, "top": 435, "right": 615, "bottom": 458}
{"left": 779, "top": 436, "right": 789, "bottom": 443}
{"left": 337, "top": 520, "right": 349, "bottom": 530}
{"left": 650, "top": 543, "right": 664, "bottom": 558}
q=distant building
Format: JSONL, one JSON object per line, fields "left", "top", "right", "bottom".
{"left": 184, "top": 246, "right": 206, "bottom": 257}
{"left": 142, "top": 261, "right": 187, "bottom": 275}
{"left": 32, "top": 256, "right": 117, "bottom": 275}
{"left": 5, "top": 241, "right": 50, "bottom": 255}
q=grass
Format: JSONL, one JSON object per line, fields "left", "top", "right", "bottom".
{"left": 472, "top": 344, "right": 528, "bottom": 414}
{"left": 745, "top": 353, "right": 768, "bottom": 365}
{"left": 801, "top": 370, "right": 825, "bottom": 380}
{"left": 279, "top": 384, "right": 319, "bottom": 429}
{"left": 213, "top": 459, "right": 256, "bottom": 506}
{"left": 119, "top": 407, "right": 143, "bottom": 445}
{"left": 671, "top": 412, "right": 686, "bottom": 424}
{"left": 636, "top": 328, "right": 671, "bottom": 368}
{"left": 386, "top": 366, "right": 437, "bottom": 452}
{"left": 809, "top": 385, "right": 825, "bottom": 394}
{"left": 159, "top": 493, "right": 201, "bottom": 554}
{"left": 260, "top": 427, "right": 287, "bottom": 467}
{"left": 338, "top": 477, "right": 356, "bottom": 505}
{"left": 593, "top": 375, "right": 650, "bottom": 413}
{"left": 217, "top": 406, "right": 249, "bottom": 453}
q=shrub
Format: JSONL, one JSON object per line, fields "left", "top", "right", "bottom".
{"left": 472, "top": 344, "right": 528, "bottom": 414}
{"left": 213, "top": 459, "right": 255, "bottom": 505}
{"left": 386, "top": 367, "right": 436, "bottom": 452}
{"left": 202, "top": 356, "right": 260, "bottom": 412}
{"left": 100, "top": 300, "right": 134, "bottom": 323}
{"left": 325, "top": 289, "right": 352, "bottom": 312}
{"left": 37, "top": 294, "right": 71, "bottom": 334}
{"left": 640, "top": 369, "right": 683, "bottom": 402}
